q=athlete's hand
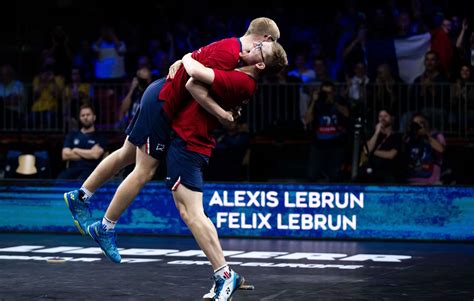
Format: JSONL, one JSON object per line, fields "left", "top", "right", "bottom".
{"left": 231, "top": 106, "right": 242, "bottom": 120}
{"left": 218, "top": 111, "right": 235, "bottom": 127}
{"left": 167, "top": 60, "right": 182, "bottom": 79}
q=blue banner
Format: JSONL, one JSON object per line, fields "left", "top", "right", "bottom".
{"left": 0, "top": 181, "right": 473, "bottom": 240}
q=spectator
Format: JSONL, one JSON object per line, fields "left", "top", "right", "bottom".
{"left": 207, "top": 121, "right": 250, "bottom": 181}
{"left": 313, "top": 56, "right": 334, "bottom": 83}
{"left": 431, "top": 18, "right": 454, "bottom": 75}
{"left": 64, "top": 68, "right": 92, "bottom": 130}
{"left": 288, "top": 54, "right": 316, "bottom": 124}
{"left": 304, "top": 81, "right": 349, "bottom": 182}
{"left": 406, "top": 51, "right": 449, "bottom": 131}
{"left": 455, "top": 19, "right": 474, "bottom": 67}
{"left": 0, "top": 65, "right": 25, "bottom": 129}
{"left": 361, "top": 109, "right": 402, "bottom": 183}
{"left": 117, "top": 66, "right": 152, "bottom": 126}
{"left": 402, "top": 113, "right": 446, "bottom": 185}
{"left": 451, "top": 64, "right": 474, "bottom": 129}
{"left": 30, "top": 63, "right": 65, "bottom": 128}
{"left": 344, "top": 61, "right": 369, "bottom": 108}
{"left": 73, "top": 40, "right": 94, "bottom": 81}
{"left": 48, "top": 26, "right": 73, "bottom": 78}
{"left": 373, "top": 63, "right": 400, "bottom": 115}
{"left": 341, "top": 25, "right": 368, "bottom": 79}
{"left": 58, "top": 104, "right": 106, "bottom": 180}
{"left": 92, "top": 26, "right": 127, "bottom": 81}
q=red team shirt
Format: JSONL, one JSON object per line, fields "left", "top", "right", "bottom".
{"left": 173, "top": 69, "right": 256, "bottom": 156}
{"left": 159, "top": 38, "right": 242, "bottom": 118}
{"left": 158, "top": 37, "right": 257, "bottom": 156}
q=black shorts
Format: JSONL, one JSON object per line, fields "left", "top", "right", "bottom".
{"left": 126, "top": 78, "right": 171, "bottom": 160}
{"left": 165, "top": 136, "right": 209, "bottom": 192}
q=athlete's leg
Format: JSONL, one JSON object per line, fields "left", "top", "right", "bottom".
{"left": 104, "top": 144, "right": 160, "bottom": 221}
{"left": 172, "top": 184, "right": 226, "bottom": 270}
{"left": 82, "top": 137, "right": 136, "bottom": 193}
{"left": 87, "top": 145, "right": 160, "bottom": 263}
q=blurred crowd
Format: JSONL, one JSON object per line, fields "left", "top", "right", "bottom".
{"left": 1, "top": 0, "right": 473, "bottom": 184}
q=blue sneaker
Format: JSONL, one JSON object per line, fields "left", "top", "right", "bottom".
{"left": 212, "top": 269, "right": 244, "bottom": 301}
{"left": 63, "top": 190, "right": 92, "bottom": 235}
{"left": 87, "top": 220, "right": 121, "bottom": 263}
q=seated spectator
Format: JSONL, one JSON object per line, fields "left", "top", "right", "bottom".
{"left": 304, "top": 81, "right": 349, "bottom": 182}
{"left": 0, "top": 64, "right": 25, "bottom": 130}
{"left": 58, "top": 105, "right": 106, "bottom": 180}
{"left": 64, "top": 68, "right": 92, "bottom": 130}
{"left": 361, "top": 109, "right": 402, "bottom": 183}
{"left": 402, "top": 113, "right": 446, "bottom": 185}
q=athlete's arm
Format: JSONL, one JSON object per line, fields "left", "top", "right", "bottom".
{"left": 182, "top": 53, "right": 215, "bottom": 84}
{"left": 185, "top": 78, "right": 234, "bottom": 126}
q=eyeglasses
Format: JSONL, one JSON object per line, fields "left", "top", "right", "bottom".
{"left": 255, "top": 42, "right": 265, "bottom": 63}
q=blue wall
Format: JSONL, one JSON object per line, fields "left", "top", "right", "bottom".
{"left": 1, "top": 181, "right": 473, "bottom": 241}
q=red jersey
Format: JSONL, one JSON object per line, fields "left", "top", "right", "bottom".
{"left": 172, "top": 69, "right": 257, "bottom": 157}
{"left": 159, "top": 38, "right": 242, "bottom": 118}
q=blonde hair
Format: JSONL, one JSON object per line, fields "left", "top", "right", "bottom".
{"left": 261, "top": 42, "right": 288, "bottom": 76}
{"left": 245, "top": 17, "right": 280, "bottom": 41}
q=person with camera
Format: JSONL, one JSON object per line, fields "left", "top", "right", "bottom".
{"left": 304, "top": 81, "right": 349, "bottom": 182}
{"left": 403, "top": 113, "right": 446, "bottom": 185}
{"left": 362, "top": 109, "right": 402, "bottom": 183}
{"left": 117, "top": 66, "right": 152, "bottom": 126}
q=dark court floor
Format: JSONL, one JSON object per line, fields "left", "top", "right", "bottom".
{"left": 0, "top": 233, "right": 473, "bottom": 300}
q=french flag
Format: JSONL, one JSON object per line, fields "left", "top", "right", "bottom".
{"left": 368, "top": 33, "right": 431, "bottom": 83}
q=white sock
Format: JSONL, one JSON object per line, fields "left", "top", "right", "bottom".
{"left": 214, "top": 265, "right": 231, "bottom": 279}
{"left": 80, "top": 186, "right": 93, "bottom": 199}
{"left": 101, "top": 217, "right": 117, "bottom": 231}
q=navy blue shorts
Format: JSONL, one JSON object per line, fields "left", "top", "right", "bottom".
{"left": 165, "top": 136, "right": 209, "bottom": 192}
{"left": 126, "top": 78, "right": 171, "bottom": 160}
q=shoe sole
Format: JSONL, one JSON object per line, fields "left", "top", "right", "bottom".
{"left": 87, "top": 226, "right": 121, "bottom": 264}
{"left": 63, "top": 193, "right": 86, "bottom": 236}
{"left": 203, "top": 276, "right": 245, "bottom": 301}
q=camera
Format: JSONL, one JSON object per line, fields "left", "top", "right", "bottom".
{"left": 409, "top": 121, "right": 422, "bottom": 135}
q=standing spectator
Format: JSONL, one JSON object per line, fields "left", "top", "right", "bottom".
{"left": 361, "top": 109, "right": 402, "bottom": 183}
{"left": 344, "top": 61, "right": 369, "bottom": 108}
{"left": 48, "top": 26, "right": 73, "bottom": 78}
{"left": 403, "top": 113, "right": 446, "bottom": 185}
{"left": 373, "top": 63, "right": 400, "bottom": 115}
{"left": 431, "top": 18, "right": 454, "bottom": 75}
{"left": 451, "top": 64, "right": 474, "bottom": 130}
{"left": 403, "top": 51, "right": 448, "bottom": 131}
{"left": 92, "top": 26, "right": 127, "bottom": 81}
{"left": 288, "top": 54, "right": 316, "bottom": 124}
{"left": 30, "top": 63, "right": 65, "bottom": 128}
{"left": 64, "top": 68, "right": 92, "bottom": 130}
{"left": 313, "top": 56, "right": 333, "bottom": 83}
{"left": 58, "top": 105, "right": 106, "bottom": 180}
{"left": 341, "top": 25, "right": 368, "bottom": 79}
{"left": 0, "top": 65, "right": 25, "bottom": 129}
{"left": 117, "top": 66, "right": 152, "bottom": 126}
{"left": 304, "top": 81, "right": 349, "bottom": 182}
{"left": 455, "top": 19, "right": 474, "bottom": 67}
{"left": 73, "top": 40, "right": 94, "bottom": 81}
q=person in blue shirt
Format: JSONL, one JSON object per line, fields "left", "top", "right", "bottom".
{"left": 58, "top": 104, "right": 106, "bottom": 179}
